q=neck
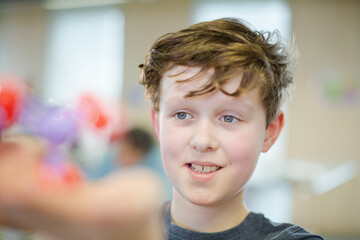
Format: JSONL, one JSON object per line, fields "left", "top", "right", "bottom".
{"left": 170, "top": 190, "right": 249, "bottom": 233}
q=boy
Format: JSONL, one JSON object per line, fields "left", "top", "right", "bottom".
{"left": 0, "top": 18, "right": 323, "bottom": 240}
{"left": 139, "top": 18, "right": 324, "bottom": 239}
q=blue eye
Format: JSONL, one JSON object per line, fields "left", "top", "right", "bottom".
{"left": 222, "top": 115, "right": 237, "bottom": 123}
{"left": 175, "top": 112, "right": 189, "bottom": 120}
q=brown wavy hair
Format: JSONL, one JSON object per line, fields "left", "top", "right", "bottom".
{"left": 139, "top": 18, "right": 294, "bottom": 127}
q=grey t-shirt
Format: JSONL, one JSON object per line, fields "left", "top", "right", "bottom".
{"left": 161, "top": 202, "right": 324, "bottom": 240}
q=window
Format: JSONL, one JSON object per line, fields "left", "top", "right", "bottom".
{"left": 43, "top": 7, "right": 124, "bottom": 104}
{"left": 42, "top": 7, "right": 125, "bottom": 178}
{"left": 193, "top": 0, "right": 291, "bottom": 39}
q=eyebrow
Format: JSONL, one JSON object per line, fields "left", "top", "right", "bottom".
{"left": 163, "top": 97, "right": 190, "bottom": 107}
{"left": 163, "top": 96, "right": 254, "bottom": 112}
{"left": 221, "top": 97, "right": 254, "bottom": 111}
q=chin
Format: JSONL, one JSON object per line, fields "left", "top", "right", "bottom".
{"left": 186, "top": 192, "right": 222, "bottom": 207}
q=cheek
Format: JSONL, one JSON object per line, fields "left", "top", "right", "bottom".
{"left": 222, "top": 132, "right": 262, "bottom": 193}
{"left": 158, "top": 121, "right": 188, "bottom": 176}
{"left": 223, "top": 128, "right": 264, "bottom": 167}
{"left": 160, "top": 124, "right": 180, "bottom": 156}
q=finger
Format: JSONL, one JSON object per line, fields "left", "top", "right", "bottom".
{"left": 0, "top": 134, "right": 47, "bottom": 162}
{"left": 0, "top": 142, "right": 19, "bottom": 157}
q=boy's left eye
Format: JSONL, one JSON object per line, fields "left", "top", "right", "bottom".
{"left": 174, "top": 112, "right": 191, "bottom": 120}
{"left": 221, "top": 115, "right": 238, "bottom": 123}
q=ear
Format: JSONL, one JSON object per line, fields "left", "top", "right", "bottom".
{"left": 151, "top": 108, "right": 160, "bottom": 139}
{"left": 262, "top": 111, "right": 284, "bottom": 152}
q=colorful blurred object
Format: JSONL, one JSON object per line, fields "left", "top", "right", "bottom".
{"left": 76, "top": 93, "right": 108, "bottom": 129}
{"left": 0, "top": 75, "right": 27, "bottom": 129}
{"left": 314, "top": 69, "right": 359, "bottom": 107}
{"left": 20, "top": 98, "right": 80, "bottom": 145}
{"left": 0, "top": 75, "right": 85, "bottom": 187}
{"left": 37, "top": 160, "right": 83, "bottom": 190}
{"left": 0, "top": 74, "right": 130, "bottom": 189}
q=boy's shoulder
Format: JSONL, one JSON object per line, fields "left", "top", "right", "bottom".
{"left": 243, "top": 212, "right": 324, "bottom": 240}
{"left": 161, "top": 202, "right": 324, "bottom": 240}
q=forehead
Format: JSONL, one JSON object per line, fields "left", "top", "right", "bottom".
{"left": 161, "top": 65, "right": 244, "bottom": 96}
{"left": 159, "top": 66, "right": 263, "bottom": 112}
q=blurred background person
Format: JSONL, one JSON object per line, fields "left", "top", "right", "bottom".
{"left": 76, "top": 127, "right": 172, "bottom": 199}
{"left": 114, "top": 128, "right": 172, "bottom": 200}
{"left": 116, "top": 128, "right": 154, "bottom": 167}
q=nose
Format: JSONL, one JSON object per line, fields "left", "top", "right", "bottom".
{"left": 190, "top": 120, "right": 219, "bottom": 152}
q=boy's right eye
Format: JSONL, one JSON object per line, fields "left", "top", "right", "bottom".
{"left": 174, "top": 112, "right": 190, "bottom": 120}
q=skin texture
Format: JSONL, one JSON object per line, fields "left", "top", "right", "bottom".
{"left": 152, "top": 66, "right": 284, "bottom": 232}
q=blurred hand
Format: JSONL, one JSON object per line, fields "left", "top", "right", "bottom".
{"left": 0, "top": 135, "right": 46, "bottom": 223}
{"left": 0, "top": 135, "right": 164, "bottom": 240}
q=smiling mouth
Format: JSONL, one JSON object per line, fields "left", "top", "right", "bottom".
{"left": 187, "top": 163, "right": 221, "bottom": 174}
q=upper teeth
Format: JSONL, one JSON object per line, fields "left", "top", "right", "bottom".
{"left": 190, "top": 164, "right": 220, "bottom": 174}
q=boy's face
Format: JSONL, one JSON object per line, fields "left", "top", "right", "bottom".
{"left": 152, "top": 66, "right": 282, "bottom": 207}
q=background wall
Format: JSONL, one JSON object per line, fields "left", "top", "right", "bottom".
{"left": 0, "top": 3, "right": 47, "bottom": 93}
{"left": 121, "top": 0, "right": 192, "bottom": 128}
{"left": 289, "top": 0, "right": 360, "bottom": 236}
{"left": 0, "top": 0, "right": 359, "bottom": 238}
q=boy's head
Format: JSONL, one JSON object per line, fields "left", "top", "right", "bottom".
{"left": 116, "top": 128, "right": 154, "bottom": 166}
{"left": 139, "top": 18, "right": 294, "bottom": 207}
{"left": 139, "top": 18, "right": 293, "bottom": 127}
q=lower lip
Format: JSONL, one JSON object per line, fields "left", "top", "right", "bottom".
{"left": 186, "top": 165, "right": 220, "bottom": 182}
